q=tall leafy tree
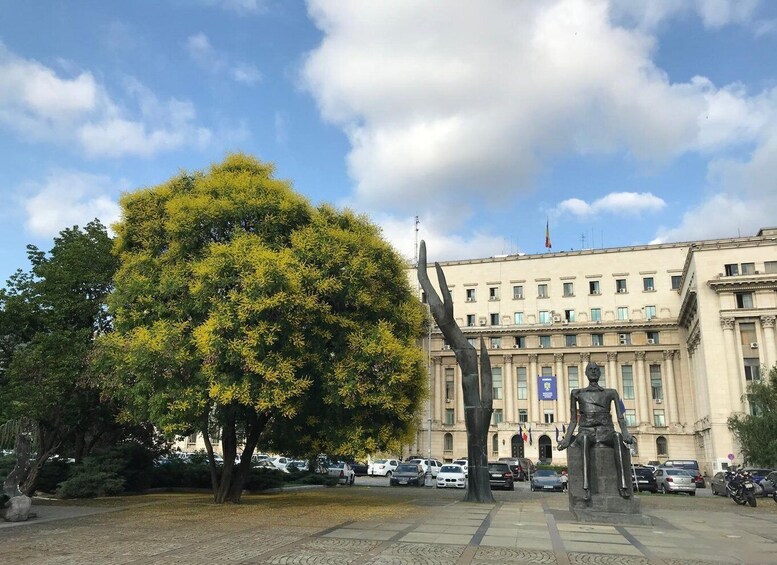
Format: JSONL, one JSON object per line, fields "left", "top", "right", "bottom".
{"left": 0, "top": 221, "right": 119, "bottom": 494}
{"left": 728, "top": 365, "right": 777, "bottom": 468}
{"left": 97, "top": 154, "right": 427, "bottom": 503}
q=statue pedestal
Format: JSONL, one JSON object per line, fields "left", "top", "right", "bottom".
{"left": 567, "top": 444, "right": 652, "bottom": 525}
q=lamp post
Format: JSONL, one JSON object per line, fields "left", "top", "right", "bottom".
{"left": 426, "top": 305, "right": 433, "bottom": 486}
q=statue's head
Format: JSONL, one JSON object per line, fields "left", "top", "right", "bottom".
{"left": 585, "top": 362, "right": 601, "bottom": 384}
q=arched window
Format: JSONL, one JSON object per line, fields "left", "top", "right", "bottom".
{"left": 656, "top": 436, "right": 668, "bottom": 457}
{"left": 444, "top": 433, "right": 453, "bottom": 452}
{"left": 538, "top": 435, "right": 553, "bottom": 463}
{"left": 492, "top": 433, "right": 499, "bottom": 454}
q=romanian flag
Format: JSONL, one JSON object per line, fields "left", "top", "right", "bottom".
{"left": 528, "top": 427, "right": 533, "bottom": 445}
{"left": 545, "top": 219, "right": 552, "bottom": 249}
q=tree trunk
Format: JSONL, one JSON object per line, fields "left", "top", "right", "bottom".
{"left": 213, "top": 411, "right": 237, "bottom": 504}
{"left": 225, "top": 409, "right": 266, "bottom": 503}
{"left": 20, "top": 427, "right": 61, "bottom": 497}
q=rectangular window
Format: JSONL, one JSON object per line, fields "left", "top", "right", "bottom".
{"left": 467, "top": 338, "right": 477, "bottom": 347}
{"left": 489, "top": 286, "right": 500, "bottom": 300}
{"left": 513, "top": 285, "right": 524, "bottom": 299}
{"left": 565, "top": 309, "right": 575, "bottom": 322}
{"left": 517, "top": 367, "right": 527, "bottom": 399}
{"left": 490, "top": 337, "right": 501, "bottom": 349}
{"left": 563, "top": 282, "right": 574, "bottom": 296}
{"left": 514, "top": 336, "right": 526, "bottom": 349}
{"left": 538, "top": 283, "right": 548, "bottom": 298}
{"left": 765, "top": 261, "right": 777, "bottom": 274}
{"left": 544, "top": 411, "right": 554, "bottom": 424}
{"left": 624, "top": 409, "right": 637, "bottom": 427}
{"left": 444, "top": 433, "right": 453, "bottom": 451}
{"left": 445, "top": 408, "right": 454, "bottom": 425}
{"left": 589, "top": 280, "right": 600, "bottom": 295}
{"left": 744, "top": 358, "right": 760, "bottom": 381}
{"left": 740, "top": 323, "right": 757, "bottom": 351}
{"left": 187, "top": 432, "right": 198, "bottom": 444}
{"left": 671, "top": 275, "right": 682, "bottom": 289}
{"left": 466, "top": 314, "right": 476, "bottom": 327}
{"left": 567, "top": 366, "right": 579, "bottom": 391}
{"left": 492, "top": 367, "right": 503, "bottom": 400}
{"left": 490, "top": 313, "right": 500, "bottom": 325}
{"left": 493, "top": 409, "right": 504, "bottom": 424}
{"left": 539, "top": 335, "right": 551, "bottom": 348}
{"left": 590, "top": 308, "right": 601, "bottom": 322}
{"left": 643, "top": 277, "right": 655, "bottom": 291}
{"left": 622, "top": 365, "right": 634, "bottom": 399}
{"left": 619, "top": 333, "right": 631, "bottom": 345}
{"left": 565, "top": 334, "right": 577, "bottom": 347}
{"left": 653, "top": 410, "right": 666, "bottom": 427}
{"left": 724, "top": 263, "right": 739, "bottom": 276}
{"left": 518, "top": 409, "right": 528, "bottom": 423}
{"left": 617, "top": 307, "right": 629, "bottom": 320}
{"left": 445, "top": 368, "right": 455, "bottom": 402}
{"left": 541, "top": 366, "right": 553, "bottom": 376}
{"left": 616, "top": 279, "right": 627, "bottom": 293}
{"left": 644, "top": 305, "right": 656, "bottom": 320}
{"left": 591, "top": 333, "right": 604, "bottom": 346}
{"left": 650, "top": 364, "right": 663, "bottom": 400}
{"left": 539, "top": 310, "right": 552, "bottom": 324}
{"left": 466, "top": 288, "right": 476, "bottom": 301}
{"left": 514, "top": 311, "right": 524, "bottom": 325}
{"left": 646, "top": 331, "right": 659, "bottom": 345}
{"left": 741, "top": 262, "right": 755, "bottom": 275}
{"left": 736, "top": 292, "right": 754, "bottom": 308}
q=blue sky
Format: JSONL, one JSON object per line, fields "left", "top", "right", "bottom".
{"left": 2, "top": 0, "right": 777, "bottom": 284}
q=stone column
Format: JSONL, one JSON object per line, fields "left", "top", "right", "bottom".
{"left": 434, "top": 357, "right": 443, "bottom": 423}
{"left": 555, "top": 353, "right": 565, "bottom": 424}
{"left": 635, "top": 351, "right": 649, "bottom": 425}
{"left": 455, "top": 364, "right": 465, "bottom": 423}
{"left": 721, "top": 317, "right": 742, "bottom": 412}
{"left": 529, "top": 354, "right": 539, "bottom": 424}
{"left": 503, "top": 355, "right": 514, "bottom": 422}
{"left": 663, "top": 350, "right": 679, "bottom": 424}
{"left": 607, "top": 352, "right": 619, "bottom": 397}
{"left": 761, "top": 315, "right": 777, "bottom": 370}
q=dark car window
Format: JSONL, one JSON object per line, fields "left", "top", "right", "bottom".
{"left": 487, "top": 463, "right": 509, "bottom": 472}
{"left": 535, "top": 470, "right": 556, "bottom": 477}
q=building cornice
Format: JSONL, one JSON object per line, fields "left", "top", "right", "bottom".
{"left": 707, "top": 273, "right": 777, "bottom": 292}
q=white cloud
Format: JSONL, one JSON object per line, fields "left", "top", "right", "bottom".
{"left": 185, "top": 33, "right": 261, "bottom": 84}
{"left": 555, "top": 192, "right": 667, "bottom": 219}
{"left": 195, "top": 0, "right": 268, "bottom": 15}
{"left": 22, "top": 171, "right": 127, "bottom": 238}
{"left": 0, "top": 41, "right": 213, "bottom": 158}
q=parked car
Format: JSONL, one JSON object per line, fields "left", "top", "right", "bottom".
{"left": 530, "top": 469, "right": 564, "bottom": 492}
{"left": 760, "top": 470, "right": 777, "bottom": 497}
{"left": 407, "top": 458, "right": 442, "bottom": 478}
{"left": 498, "top": 457, "right": 534, "bottom": 481}
{"left": 350, "top": 461, "right": 369, "bottom": 476}
{"left": 452, "top": 458, "right": 469, "bottom": 477}
{"left": 632, "top": 466, "right": 658, "bottom": 493}
{"left": 268, "top": 456, "right": 291, "bottom": 471}
{"left": 487, "top": 461, "right": 515, "bottom": 490}
{"left": 436, "top": 464, "right": 467, "bottom": 489}
{"left": 286, "top": 460, "right": 308, "bottom": 472}
{"left": 368, "top": 459, "right": 400, "bottom": 477}
{"left": 327, "top": 461, "right": 355, "bottom": 485}
{"left": 655, "top": 468, "right": 696, "bottom": 495}
{"left": 741, "top": 468, "right": 772, "bottom": 488}
{"left": 253, "top": 459, "right": 283, "bottom": 471}
{"left": 390, "top": 463, "right": 426, "bottom": 487}
{"left": 661, "top": 460, "right": 704, "bottom": 488}
{"left": 710, "top": 471, "right": 728, "bottom": 496}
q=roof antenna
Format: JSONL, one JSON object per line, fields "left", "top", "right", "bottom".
{"left": 414, "top": 215, "right": 420, "bottom": 267}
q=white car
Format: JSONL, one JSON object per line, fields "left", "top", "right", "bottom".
{"left": 268, "top": 456, "right": 291, "bottom": 471}
{"left": 436, "top": 464, "right": 466, "bottom": 489}
{"left": 327, "top": 461, "right": 356, "bottom": 485}
{"left": 368, "top": 459, "right": 400, "bottom": 477}
{"left": 452, "top": 458, "right": 469, "bottom": 477}
{"left": 408, "top": 458, "right": 442, "bottom": 478}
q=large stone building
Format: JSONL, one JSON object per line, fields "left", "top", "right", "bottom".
{"left": 409, "top": 228, "right": 777, "bottom": 476}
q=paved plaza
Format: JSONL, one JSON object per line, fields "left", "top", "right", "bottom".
{"left": 2, "top": 486, "right": 776, "bottom": 564}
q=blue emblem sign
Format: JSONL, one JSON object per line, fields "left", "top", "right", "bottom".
{"left": 538, "top": 376, "right": 557, "bottom": 400}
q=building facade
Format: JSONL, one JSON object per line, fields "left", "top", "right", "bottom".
{"left": 409, "top": 228, "right": 777, "bottom": 476}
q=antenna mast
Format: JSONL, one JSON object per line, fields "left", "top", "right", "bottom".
{"left": 414, "top": 215, "right": 420, "bottom": 267}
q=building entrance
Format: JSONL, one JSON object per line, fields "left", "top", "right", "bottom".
{"left": 511, "top": 434, "right": 524, "bottom": 458}
{"left": 539, "top": 435, "right": 552, "bottom": 463}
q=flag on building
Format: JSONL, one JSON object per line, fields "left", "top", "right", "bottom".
{"left": 518, "top": 425, "right": 523, "bottom": 440}
{"left": 562, "top": 424, "right": 566, "bottom": 434}
{"left": 529, "top": 427, "right": 533, "bottom": 445}
{"left": 555, "top": 426, "right": 560, "bottom": 443}
{"left": 620, "top": 399, "right": 626, "bottom": 413}
{"left": 545, "top": 219, "right": 552, "bottom": 249}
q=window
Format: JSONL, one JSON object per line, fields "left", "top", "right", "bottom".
{"left": 619, "top": 333, "right": 631, "bottom": 345}
{"left": 744, "top": 359, "right": 760, "bottom": 382}
{"left": 421, "top": 291, "right": 427, "bottom": 303}
{"left": 589, "top": 280, "right": 600, "bottom": 295}
{"left": 518, "top": 409, "right": 528, "bottom": 423}
{"left": 624, "top": 409, "right": 637, "bottom": 427}
{"left": 565, "top": 334, "right": 577, "bottom": 347}
{"left": 653, "top": 410, "right": 666, "bottom": 427}
{"left": 492, "top": 434, "right": 499, "bottom": 453}
{"left": 539, "top": 335, "right": 551, "bottom": 348}
{"left": 765, "top": 261, "right": 777, "bottom": 274}
{"left": 493, "top": 409, "right": 503, "bottom": 424}
{"left": 539, "top": 310, "right": 552, "bottom": 324}
{"left": 445, "top": 408, "right": 455, "bottom": 425}
{"left": 591, "top": 333, "right": 603, "bottom": 346}
{"left": 445, "top": 368, "right": 455, "bottom": 402}
{"left": 492, "top": 367, "right": 503, "bottom": 400}
{"left": 490, "top": 313, "right": 500, "bottom": 325}
{"left": 563, "top": 282, "right": 574, "bottom": 296}
{"left": 517, "top": 367, "right": 527, "bottom": 399}
{"left": 656, "top": 436, "right": 668, "bottom": 457}
{"left": 568, "top": 366, "right": 579, "bottom": 391}
{"left": 740, "top": 322, "right": 756, "bottom": 347}
{"left": 544, "top": 411, "right": 554, "bottom": 424}
{"left": 736, "top": 292, "right": 754, "bottom": 308}
{"left": 644, "top": 305, "right": 656, "bottom": 320}
{"left": 671, "top": 275, "right": 682, "bottom": 289}
{"left": 643, "top": 277, "right": 655, "bottom": 291}
{"left": 621, "top": 365, "right": 634, "bottom": 399}
{"left": 538, "top": 283, "right": 548, "bottom": 298}
{"left": 564, "top": 309, "right": 575, "bottom": 322}
{"left": 724, "top": 263, "right": 739, "bottom": 276}
{"left": 616, "top": 279, "right": 627, "bottom": 293}
{"left": 187, "top": 432, "right": 198, "bottom": 444}
{"left": 646, "top": 331, "right": 659, "bottom": 345}
{"left": 467, "top": 314, "right": 476, "bottom": 327}
{"left": 650, "top": 364, "right": 663, "bottom": 400}
{"left": 489, "top": 286, "right": 500, "bottom": 300}
{"left": 513, "top": 285, "right": 524, "bottom": 299}
{"left": 490, "top": 337, "right": 501, "bottom": 349}
{"left": 466, "top": 288, "right": 476, "bottom": 301}
{"left": 590, "top": 308, "right": 601, "bottom": 322}
{"left": 617, "top": 307, "right": 629, "bottom": 320}
{"left": 514, "top": 311, "right": 524, "bottom": 325}
{"left": 541, "top": 366, "right": 553, "bottom": 376}
{"left": 467, "top": 338, "right": 477, "bottom": 347}
{"left": 514, "top": 336, "right": 526, "bottom": 349}
{"left": 444, "top": 433, "right": 453, "bottom": 451}
{"left": 741, "top": 262, "right": 755, "bottom": 275}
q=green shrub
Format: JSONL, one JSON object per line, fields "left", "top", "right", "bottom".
{"left": 57, "top": 471, "right": 125, "bottom": 499}
{"left": 36, "top": 459, "right": 72, "bottom": 494}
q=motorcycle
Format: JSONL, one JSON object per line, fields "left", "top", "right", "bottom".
{"left": 726, "top": 470, "right": 757, "bottom": 507}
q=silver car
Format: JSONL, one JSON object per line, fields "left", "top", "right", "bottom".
{"left": 655, "top": 468, "right": 696, "bottom": 495}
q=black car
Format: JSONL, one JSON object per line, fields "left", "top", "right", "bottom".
{"left": 710, "top": 471, "right": 728, "bottom": 496}
{"left": 632, "top": 466, "right": 658, "bottom": 493}
{"left": 350, "top": 461, "right": 369, "bottom": 476}
{"left": 390, "top": 463, "right": 425, "bottom": 487}
{"left": 487, "top": 462, "right": 515, "bottom": 490}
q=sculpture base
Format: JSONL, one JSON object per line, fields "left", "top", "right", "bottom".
{"left": 567, "top": 444, "right": 652, "bottom": 526}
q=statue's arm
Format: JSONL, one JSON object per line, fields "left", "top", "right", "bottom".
{"left": 557, "top": 390, "right": 578, "bottom": 450}
{"left": 612, "top": 390, "right": 633, "bottom": 443}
